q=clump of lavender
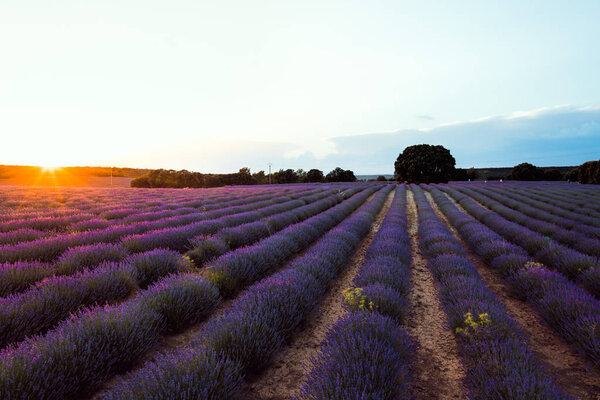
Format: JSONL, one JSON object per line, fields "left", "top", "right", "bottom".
{"left": 0, "top": 261, "right": 52, "bottom": 297}
{"left": 126, "top": 248, "right": 192, "bottom": 288}
{"left": 0, "top": 262, "right": 137, "bottom": 348}
{"left": 55, "top": 243, "right": 129, "bottom": 275}
{"left": 101, "top": 346, "right": 244, "bottom": 400}
{"left": 298, "top": 312, "right": 415, "bottom": 400}
{"left": 185, "top": 236, "right": 228, "bottom": 265}
{"left": 138, "top": 273, "right": 221, "bottom": 333}
{"left": 0, "top": 302, "right": 163, "bottom": 399}
{"left": 579, "top": 267, "right": 600, "bottom": 298}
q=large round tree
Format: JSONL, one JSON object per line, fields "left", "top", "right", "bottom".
{"left": 508, "top": 162, "right": 544, "bottom": 181}
{"left": 326, "top": 167, "right": 357, "bottom": 182}
{"left": 394, "top": 144, "right": 456, "bottom": 183}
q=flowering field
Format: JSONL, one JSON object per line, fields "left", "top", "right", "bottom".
{"left": 0, "top": 181, "right": 599, "bottom": 399}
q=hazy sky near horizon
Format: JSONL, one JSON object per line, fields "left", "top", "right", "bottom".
{"left": 1, "top": 1, "right": 599, "bottom": 173}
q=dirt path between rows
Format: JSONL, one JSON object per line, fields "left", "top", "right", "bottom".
{"left": 239, "top": 189, "right": 395, "bottom": 400}
{"left": 88, "top": 189, "right": 381, "bottom": 400}
{"left": 427, "top": 190, "right": 600, "bottom": 399}
{"left": 405, "top": 188, "right": 466, "bottom": 400}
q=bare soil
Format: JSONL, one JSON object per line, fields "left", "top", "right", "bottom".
{"left": 427, "top": 190, "right": 600, "bottom": 399}
{"left": 405, "top": 188, "right": 467, "bottom": 400}
{"left": 239, "top": 189, "right": 395, "bottom": 400}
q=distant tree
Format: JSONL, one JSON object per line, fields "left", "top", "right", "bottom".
{"left": 295, "top": 169, "right": 308, "bottom": 183}
{"left": 153, "top": 169, "right": 175, "bottom": 187}
{"left": 543, "top": 169, "right": 563, "bottom": 181}
{"left": 252, "top": 170, "right": 267, "bottom": 184}
{"left": 565, "top": 167, "right": 580, "bottom": 182}
{"left": 326, "top": 167, "right": 357, "bottom": 182}
{"left": 272, "top": 169, "right": 299, "bottom": 184}
{"left": 578, "top": 160, "right": 600, "bottom": 184}
{"left": 453, "top": 168, "right": 468, "bottom": 181}
{"left": 204, "top": 175, "right": 223, "bottom": 187}
{"left": 509, "top": 163, "right": 544, "bottom": 181}
{"left": 466, "top": 167, "right": 479, "bottom": 181}
{"left": 376, "top": 175, "right": 387, "bottom": 182}
{"left": 177, "top": 170, "right": 202, "bottom": 187}
{"left": 306, "top": 169, "right": 325, "bottom": 183}
{"left": 130, "top": 175, "right": 151, "bottom": 188}
{"left": 394, "top": 144, "right": 456, "bottom": 183}
{"left": 131, "top": 169, "right": 204, "bottom": 188}
{"left": 235, "top": 167, "right": 256, "bottom": 185}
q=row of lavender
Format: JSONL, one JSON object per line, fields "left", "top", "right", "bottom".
{"left": 477, "top": 182, "right": 600, "bottom": 218}
{"left": 0, "top": 187, "right": 359, "bottom": 348}
{"left": 457, "top": 185, "right": 600, "bottom": 253}
{"left": 0, "top": 190, "right": 288, "bottom": 261}
{"left": 491, "top": 182, "right": 600, "bottom": 228}
{"left": 0, "top": 186, "right": 323, "bottom": 261}
{"left": 429, "top": 185, "right": 600, "bottom": 369}
{"left": 413, "top": 185, "right": 569, "bottom": 399}
{"left": 299, "top": 185, "right": 415, "bottom": 399}
{"left": 0, "top": 190, "right": 305, "bottom": 293}
{"left": 484, "top": 184, "right": 600, "bottom": 223}
{"left": 0, "top": 186, "right": 342, "bottom": 294}
{"left": 0, "top": 186, "right": 283, "bottom": 228}
{"left": 0, "top": 186, "right": 346, "bottom": 251}
{"left": 0, "top": 185, "right": 383, "bottom": 399}
{"left": 492, "top": 182, "right": 600, "bottom": 214}
{"left": 4, "top": 186, "right": 332, "bottom": 229}
{"left": 98, "top": 185, "right": 393, "bottom": 399}
{"left": 439, "top": 186, "right": 600, "bottom": 299}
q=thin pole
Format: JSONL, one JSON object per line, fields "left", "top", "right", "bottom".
{"left": 268, "top": 163, "right": 272, "bottom": 185}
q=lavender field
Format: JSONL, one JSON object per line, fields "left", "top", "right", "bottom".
{"left": 1, "top": 182, "right": 600, "bottom": 399}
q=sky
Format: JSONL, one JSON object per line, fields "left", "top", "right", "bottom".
{"left": 0, "top": 0, "right": 599, "bottom": 174}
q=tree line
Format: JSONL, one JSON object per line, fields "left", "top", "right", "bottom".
{"left": 394, "top": 144, "right": 599, "bottom": 184}
{"left": 132, "top": 144, "right": 599, "bottom": 188}
{"left": 488, "top": 161, "right": 599, "bottom": 183}
{"left": 130, "top": 167, "right": 357, "bottom": 188}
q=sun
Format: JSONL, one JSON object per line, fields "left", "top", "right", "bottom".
{"left": 40, "top": 165, "right": 61, "bottom": 174}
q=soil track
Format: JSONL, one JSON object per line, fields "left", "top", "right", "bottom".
{"left": 427, "top": 190, "right": 600, "bottom": 399}
{"left": 406, "top": 188, "right": 466, "bottom": 400}
{"left": 239, "top": 189, "right": 395, "bottom": 400}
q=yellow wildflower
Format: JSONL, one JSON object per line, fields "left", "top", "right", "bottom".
{"left": 343, "top": 288, "right": 376, "bottom": 311}
{"left": 456, "top": 312, "right": 491, "bottom": 337}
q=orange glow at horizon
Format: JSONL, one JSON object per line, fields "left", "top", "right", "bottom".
{"left": 1, "top": 165, "right": 89, "bottom": 187}
{"left": 40, "top": 166, "right": 62, "bottom": 174}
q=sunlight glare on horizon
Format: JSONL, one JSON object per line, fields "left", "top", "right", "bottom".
{"left": 40, "top": 166, "right": 62, "bottom": 174}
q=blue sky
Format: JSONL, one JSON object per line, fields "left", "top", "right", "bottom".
{"left": 0, "top": 1, "right": 598, "bottom": 173}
